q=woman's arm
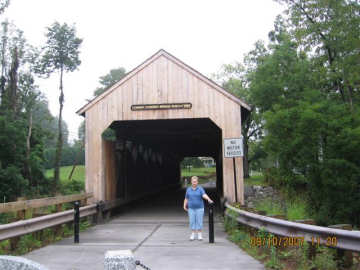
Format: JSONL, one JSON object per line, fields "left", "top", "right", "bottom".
{"left": 202, "top": 194, "right": 214, "bottom": 204}
{"left": 183, "top": 198, "right": 188, "bottom": 211}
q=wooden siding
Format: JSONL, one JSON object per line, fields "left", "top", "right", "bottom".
{"left": 84, "top": 54, "right": 245, "bottom": 203}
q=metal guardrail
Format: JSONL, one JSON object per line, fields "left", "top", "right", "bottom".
{"left": 0, "top": 204, "right": 97, "bottom": 241}
{"left": 225, "top": 202, "right": 360, "bottom": 252}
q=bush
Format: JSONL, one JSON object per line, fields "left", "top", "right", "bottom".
{"left": 60, "top": 179, "right": 85, "bottom": 195}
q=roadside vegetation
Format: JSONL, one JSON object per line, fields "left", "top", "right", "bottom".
{"left": 0, "top": 220, "right": 91, "bottom": 256}
{"left": 224, "top": 210, "right": 347, "bottom": 270}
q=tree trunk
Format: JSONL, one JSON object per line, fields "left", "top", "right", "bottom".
{"left": 54, "top": 67, "right": 64, "bottom": 191}
{"left": 68, "top": 143, "right": 83, "bottom": 180}
{"left": 243, "top": 137, "right": 250, "bottom": 179}
{"left": 25, "top": 110, "right": 33, "bottom": 185}
{"left": 8, "top": 47, "right": 19, "bottom": 114}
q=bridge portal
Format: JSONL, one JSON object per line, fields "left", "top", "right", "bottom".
{"left": 77, "top": 49, "right": 250, "bottom": 204}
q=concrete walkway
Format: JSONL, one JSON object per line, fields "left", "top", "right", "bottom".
{"left": 25, "top": 185, "right": 264, "bottom": 270}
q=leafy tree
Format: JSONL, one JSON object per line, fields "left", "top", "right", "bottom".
{"left": 0, "top": 0, "right": 9, "bottom": 15}
{"left": 78, "top": 66, "right": 127, "bottom": 145}
{"left": 275, "top": 0, "right": 360, "bottom": 110}
{"left": 36, "top": 22, "right": 82, "bottom": 189}
{"left": 181, "top": 157, "right": 204, "bottom": 169}
{"left": 247, "top": 8, "right": 360, "bottom": 225}
{"left": 93, "top": 67, "right": 126, "bottom": 97}
{"left": 214, "top": 60, "right": 263, "bottom": 178}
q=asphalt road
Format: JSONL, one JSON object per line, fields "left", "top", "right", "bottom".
{"left": 25, "top": 184, "right": 264, "bottom": 270}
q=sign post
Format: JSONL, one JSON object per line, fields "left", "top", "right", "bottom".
{"left": 224, "top": 137, "right": 244, "bottom": 203}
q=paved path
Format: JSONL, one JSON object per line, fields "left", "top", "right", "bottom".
{"left": 25, "top": 185, "right": 264, "bottom": 270}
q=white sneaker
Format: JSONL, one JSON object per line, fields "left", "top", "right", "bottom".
{"left": 198, "top": 233, "right": 203, "bottom": 241}
{"left": 190, "top": 233, "right": 195, "bottom": 241}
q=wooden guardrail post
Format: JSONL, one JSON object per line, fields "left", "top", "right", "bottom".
{"left": 96, "top": 201, "right": 105, "bottom": 224}
{"left": 10, "top": 197, "right": 26, "bottom": 250}
{"left": 54, "top": 203, "right": 63, "bottom": 238}
{"left": 295, "top": 219, "right": 317, "bottom": 259}
{"left": 328, "top": 224, "right": 353, "bottom": 268}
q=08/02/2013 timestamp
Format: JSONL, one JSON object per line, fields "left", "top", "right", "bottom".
{"left": 250, "top": 236, "right": 338, "bottom": 247}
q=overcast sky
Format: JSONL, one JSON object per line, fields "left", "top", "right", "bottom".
{"left": 4, "top": 0, "right": 285, "bottom": 141}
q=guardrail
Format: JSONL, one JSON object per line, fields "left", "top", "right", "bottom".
{"left": 225, "top": 202, "right": 360, "bottom": 252}
{"left": 0, "top": 184, "right": 181, "bottom": 244}
{"left": 0, "top": 204, "right": 97, "bottom": 241}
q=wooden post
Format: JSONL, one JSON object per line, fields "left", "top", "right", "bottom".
{"left": 296, "top": 219, "right": 317, "bottom": 259}
{"left": 10, "top": 197, "right": 26, "bottom": 250}
{"left": 328, "top": 224, "right": 353, "bottom": 268}
{"left": 233, "top": 157, "right": 238, "bottom": 203}
{"left": 54, "top": 203, "right": 63, "bottom": 238}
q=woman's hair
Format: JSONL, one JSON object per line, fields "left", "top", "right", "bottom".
{"left": 191, "top": 176, "right": 198, "bottom": 181}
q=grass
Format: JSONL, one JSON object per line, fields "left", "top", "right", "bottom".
{"left": 0, "top": 219, "right": 92, "bottom": 255}
{"left": 181, "top": 167, "right": 216, "bottom": 177}
{"left": 223, "top": 215, "right": 343, "bottom": 270}
{"left": 252, "top": 196, "right": 310, "bottom": 221}
{"left": 286, "top": 199, "right": 309, "bottom": 221}
{"left": 245, "top": 174, "right": 268, "bottom": 186}
{"left": 46, "top": 165, "right": 85, "bottom": 183}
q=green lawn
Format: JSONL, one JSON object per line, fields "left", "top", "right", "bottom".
{"left": 181, "top": 167, "right": 216, "bottom": 177}
{"left": 244, "top": 174, "right": 268, "bottom": 186}
{"left": 46, "top": 165, "right": 85, "bottom": 183}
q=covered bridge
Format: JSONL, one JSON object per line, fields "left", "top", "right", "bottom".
{"left": 77, "top": 49, "right": 251, "bottom": 205}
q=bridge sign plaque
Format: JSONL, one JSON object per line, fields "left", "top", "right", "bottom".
{"left": 224, "top": 137, "right": 243, "bottom": 158}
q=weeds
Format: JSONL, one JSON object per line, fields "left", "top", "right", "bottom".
{"left": 0, "top": 219, "right": 92, "bottom": 255}
{"left": 224, "top": 217, "right": 355, "bottom": 270}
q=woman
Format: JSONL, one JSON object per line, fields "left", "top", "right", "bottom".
{"left": 183, "top": 176, "right": 214, "bottom": 240}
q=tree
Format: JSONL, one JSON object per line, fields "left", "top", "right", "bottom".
{"left": 247, "top": 11, "right": 360, "bottom": 225}
{"left": 214, "top": 59, "right": 263, "bottom": 178}
{"left": 93, "top": 67, "right": 126, "bottom": 97}
{"left": 275, "top": 0, "right": 360, "bottom": 110}
{"left": 77, "top": 66, "right": 127, "bottom": 145}
{"left": 37, "top": 22, "right": 82, "bottom": 189}
{"left": 0, "top": 0, "right": 9, "bottom": 15}
{"left": 0, "top": 22, "right": 50, "bottom": 200}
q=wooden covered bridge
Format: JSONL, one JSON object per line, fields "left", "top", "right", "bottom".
{"left": 76, "top": 49, "right": 251, "bottom": 205}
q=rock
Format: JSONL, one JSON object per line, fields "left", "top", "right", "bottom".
{"left": 0, "top": 256, "right": 48, "bottom": 270}
{"left": 253, "top": 185, "right": 262, "bottom": 192}
{"left": 244, "top": 186, "right": 254, "bottom": 198}
{"left": 247, "top": 202, "right": 255, "bottom": 208}
{"left": 104, "top": 250, "right": 136, "bottom": 270}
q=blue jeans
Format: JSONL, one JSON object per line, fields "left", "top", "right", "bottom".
{"left": 188, "top": 208, "right": 204, "bottom": 230}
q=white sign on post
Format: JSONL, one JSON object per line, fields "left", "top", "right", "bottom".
{"left": 224, "top": 137, "right": 243, "bottom": 158}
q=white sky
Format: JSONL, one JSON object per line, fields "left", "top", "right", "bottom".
{"left": 4, "top": 0, "right": 285, "bottom": 141}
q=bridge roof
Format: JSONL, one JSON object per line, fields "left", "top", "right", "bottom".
{"left": 76, "top": 49, "right": 251, "bottom": 116}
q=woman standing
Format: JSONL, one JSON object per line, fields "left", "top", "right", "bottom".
{"left": 183, "top": 176, "right": 214, "bottom": 240}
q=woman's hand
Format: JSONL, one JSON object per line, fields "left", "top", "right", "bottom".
{"left": 208, "top": 198, "right": 214, "bottom": 204}
{"left": 183, "top": 198, "right": 188, "bottom": 211}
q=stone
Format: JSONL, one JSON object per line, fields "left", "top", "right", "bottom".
{"left": 244, "top": 186, "right": 254, "bottom": 198}
{"left": 0, "top": 256, "right": 49, "bottom": 270}
{"left": 104, "top": 250, "right": 136, "bottom": 270}
{"left": 247, "top": 202, "right": 255, "bottom": 208}
{"left": 253, "top": 185, "right": 262, "bottom": 192}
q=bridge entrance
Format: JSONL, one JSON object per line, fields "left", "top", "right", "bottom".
{"left": 103, "top": 118, "right": 222, "bottom": 202}
{"left": 77, "top": 49, "right": 250, "bottom": 204}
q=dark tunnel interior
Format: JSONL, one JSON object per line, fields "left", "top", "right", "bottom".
{"left": 106, "top": 118, "right": 223, "bottom": 203}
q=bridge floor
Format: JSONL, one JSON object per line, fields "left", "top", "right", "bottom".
{"left": 25, "top": 185, "right": 264, "bottom": 270}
